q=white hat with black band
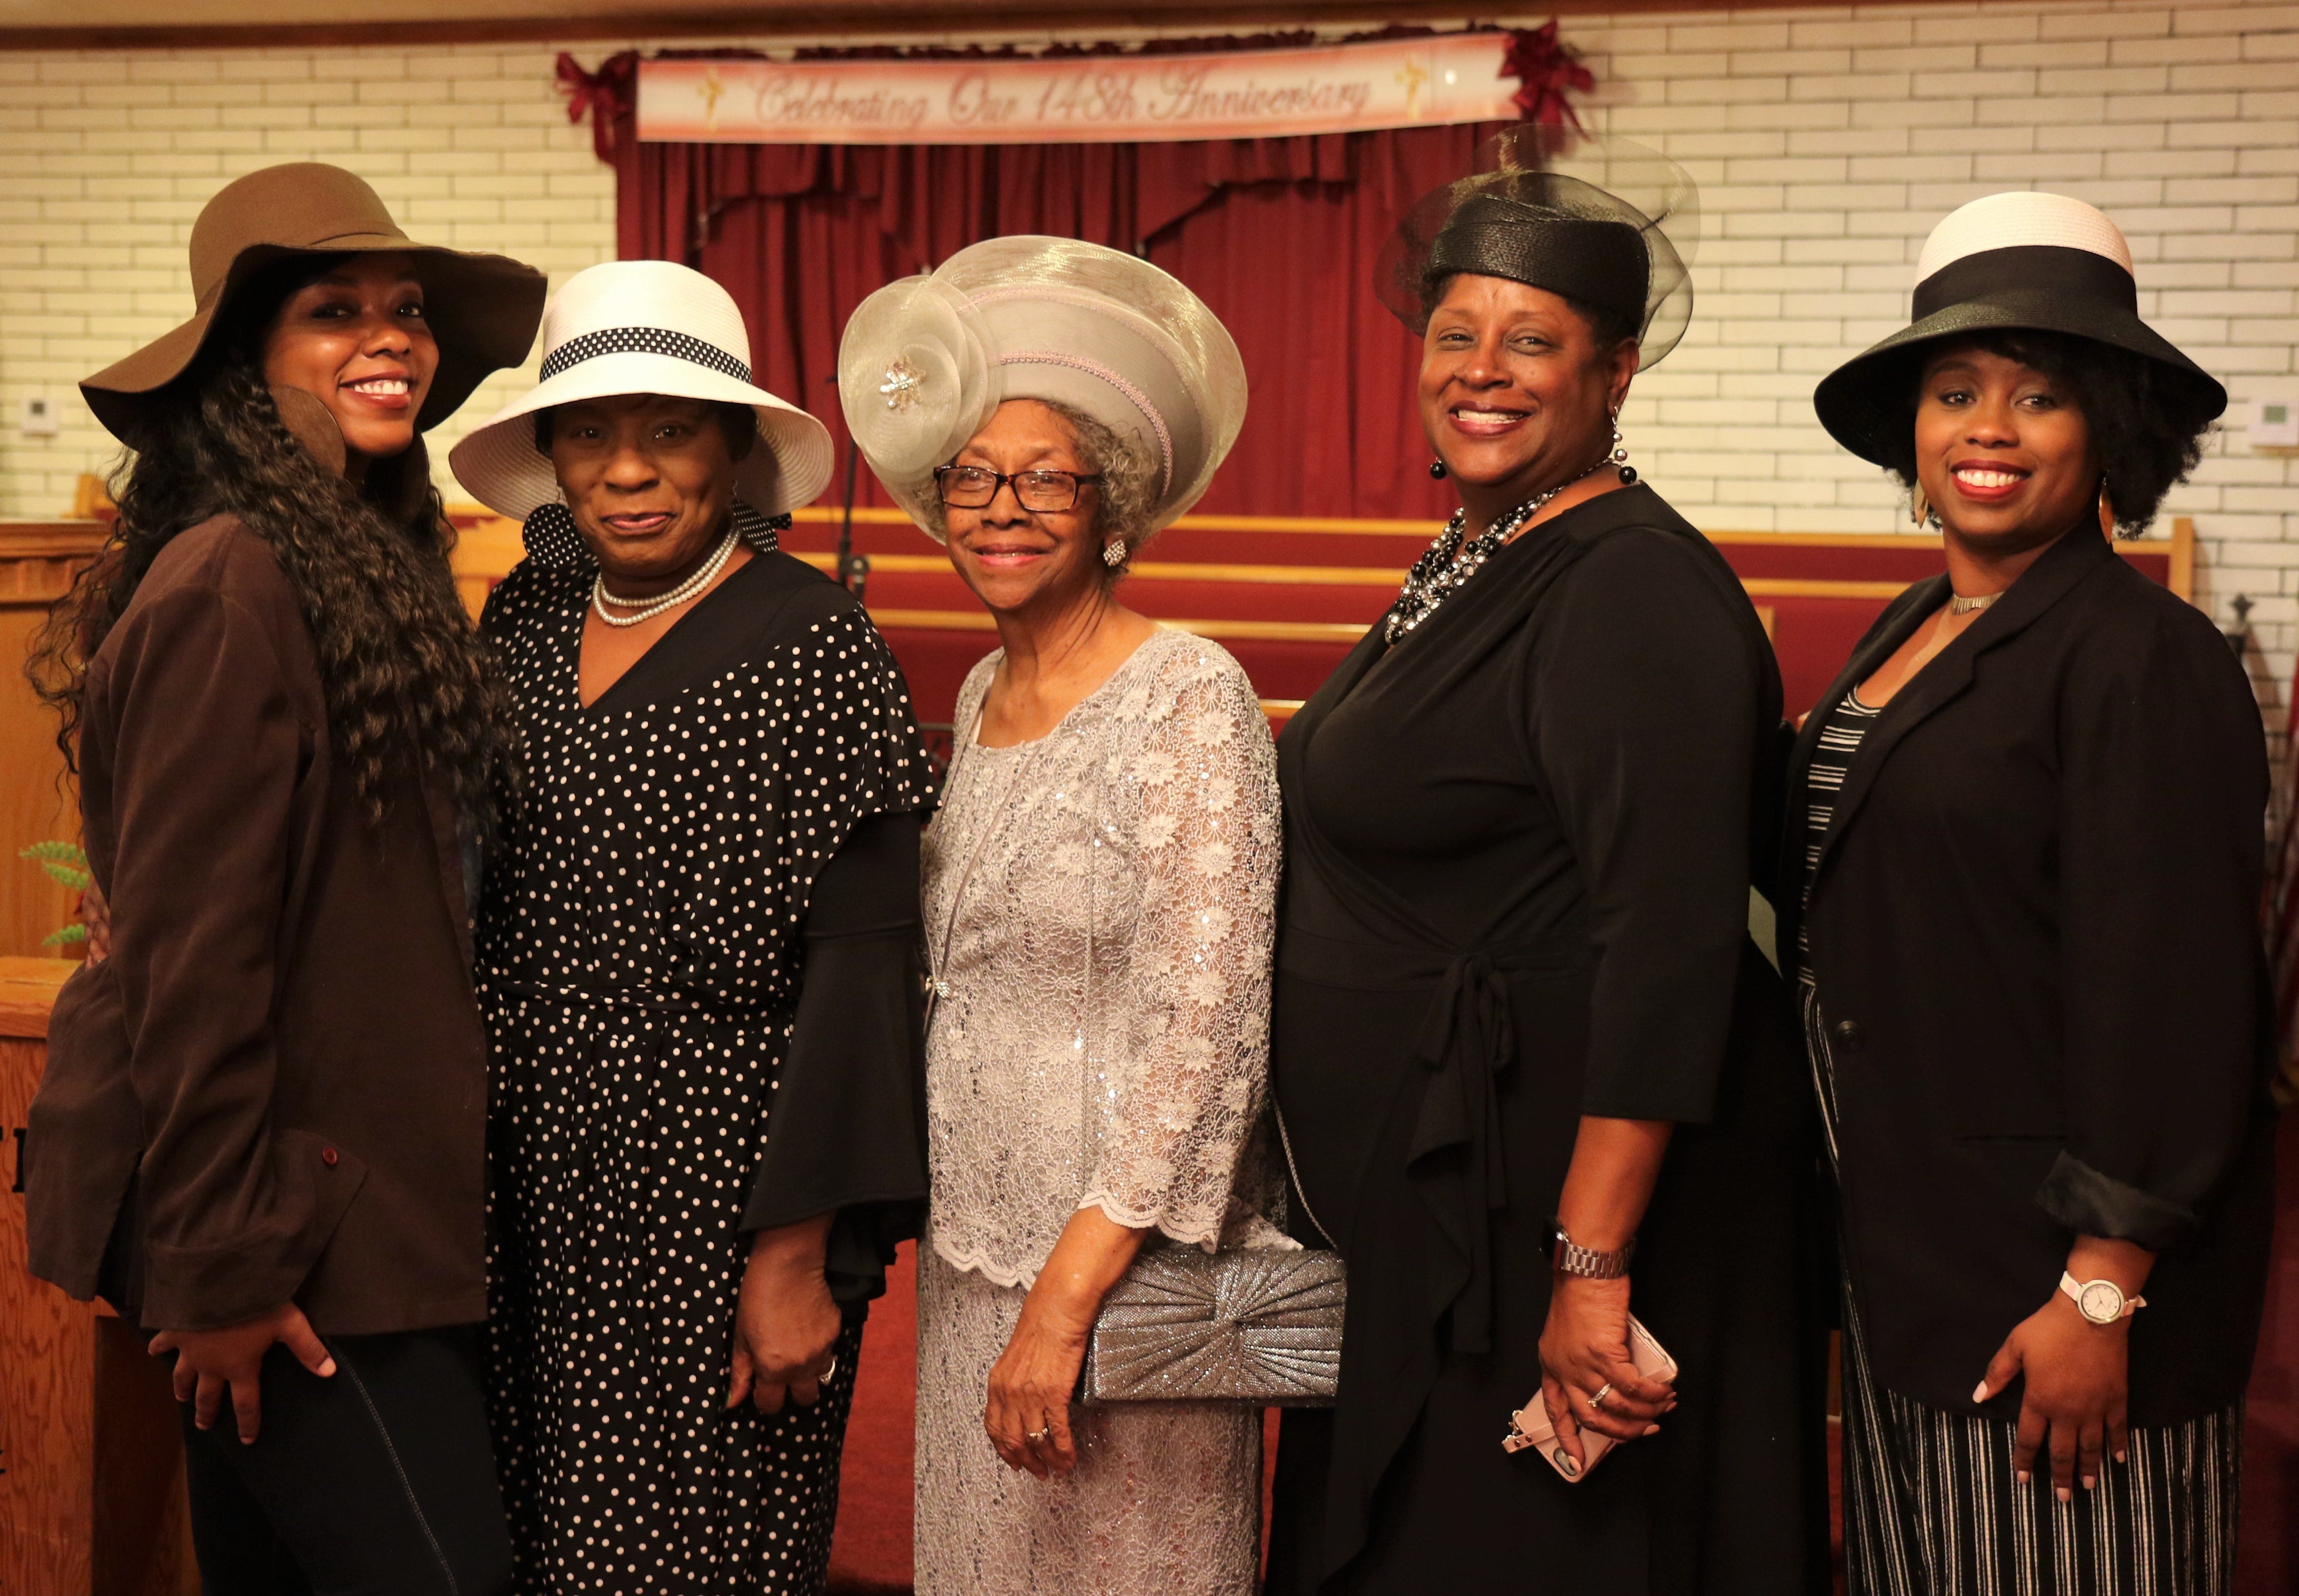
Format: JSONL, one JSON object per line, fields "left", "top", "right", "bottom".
{"left": 1814, "top": 191, "right": 2226, "bottom": 465}
{"left": 449, "top": 259, "right": 835, "bottom": 520}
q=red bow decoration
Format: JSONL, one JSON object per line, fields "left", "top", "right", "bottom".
{"left": 1503, "top": 23, "right": 1594, "bottom": 131}
{"left": 555, "top": 51, "right": 641, "bottom": 163}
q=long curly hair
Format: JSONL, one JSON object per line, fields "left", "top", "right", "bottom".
{"left": 29, "top": 306, "right": 516, "bottom": 823}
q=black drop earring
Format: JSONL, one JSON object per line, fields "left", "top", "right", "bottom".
{"left": 1611, "top": 415, "right": 1636, "bottom": 485}
{"left": 1429, "top": 458, "right": 1448, "bottom": 480}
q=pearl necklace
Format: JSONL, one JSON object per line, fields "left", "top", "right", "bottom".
{"left": 591, "top": 524, "right": 739, "bottom": 629}
{"left": 1384, "top": 458, "right": 1609, "bottom": 644}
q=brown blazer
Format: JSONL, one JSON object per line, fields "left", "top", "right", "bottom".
{"left": 25, "top": 516, "right": 488, "bottom": 1334}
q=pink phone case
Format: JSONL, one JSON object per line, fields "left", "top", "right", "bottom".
{"left": 1502, "top": 1315, "right": 1678, "bottom": 1481}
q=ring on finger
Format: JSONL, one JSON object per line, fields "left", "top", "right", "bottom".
{"left": 820, "top": 1354, "right": 839, "bottom": 1384}
{"left": 1590, "top": 1383, "right": 1614, "bottom": 1411}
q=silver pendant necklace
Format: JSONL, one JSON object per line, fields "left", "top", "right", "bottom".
{"left": 1384, "top": 456, "right": 1607, "bottom": 644}
{"left": 591, "top": 523, "right": 739, "bottom": 629}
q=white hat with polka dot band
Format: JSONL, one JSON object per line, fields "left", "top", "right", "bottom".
{"left": 1814, "top": 191, "right": 2225, "bottom": 465}
{"left": 449, "top": 260, "right": 834, "bottom": 519}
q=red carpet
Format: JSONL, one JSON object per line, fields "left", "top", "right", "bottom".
{"left": 827, "top": 1242, "right": 919, "bottom": 1596}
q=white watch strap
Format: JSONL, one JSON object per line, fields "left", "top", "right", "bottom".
{"left": 2060, "top": 1271, "right": 2145, "bottom": 1323}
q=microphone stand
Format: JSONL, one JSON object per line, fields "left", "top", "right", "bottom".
{"left": 826, "top": 371, "right": 870, "bottom": 604}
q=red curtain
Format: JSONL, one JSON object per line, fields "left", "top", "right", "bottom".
{"left": 610, "top": 122, "right": 1519, "bottom": 519}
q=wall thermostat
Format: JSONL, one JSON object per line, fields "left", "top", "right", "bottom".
{"left": 20, "top": 394, "right": 59, "bottom": 437}
{"left": 2251, "top": 395, "right": 2299, "bottom": 451}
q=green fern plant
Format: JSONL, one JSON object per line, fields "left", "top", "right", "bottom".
{"left": 21, "top": 840, "right": 90, "bottom": 947}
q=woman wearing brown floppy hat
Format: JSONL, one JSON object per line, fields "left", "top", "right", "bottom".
{"left": 24, "top": 162, "right": 544, "bottom": 1596}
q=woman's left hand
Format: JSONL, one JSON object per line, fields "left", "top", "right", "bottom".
{"left": 1975, "top": 1290, "right": 2131, "bottom": 1500}
{"left": 984, "top": 1285, "right": 1097, "bottom": 1478}
{"left": 1537, "top": 1273, "right": 1677, "bottom": 1467}
{"left": 727, "top": 1218, "right": 841, "bottom": 1417}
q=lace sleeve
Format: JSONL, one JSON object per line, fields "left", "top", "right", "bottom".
{"left": 1080, "top": 646, "right": 1282, "bottom": 1249}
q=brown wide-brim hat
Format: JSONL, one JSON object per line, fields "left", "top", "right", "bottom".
{"left": 81, "top": 162, "right": 547, "bottom": 449}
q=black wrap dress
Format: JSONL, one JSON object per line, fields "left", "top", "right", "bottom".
{"left": 478, "top": 504, "right": 934, "bottom": 1595}
{"left": 1262, "top": 484, "right": 1829, "bottom": 1596}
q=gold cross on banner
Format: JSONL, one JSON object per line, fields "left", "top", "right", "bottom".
{"left": 1395, "top": 59, "right": 1429, "bottom": 119}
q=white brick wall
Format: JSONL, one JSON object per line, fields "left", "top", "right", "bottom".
{"left": 1563, "top": 0, "right": 2299, "bottom": 713}
{"left": 0, "top": 40, "right": 631, "bottom": 521}
{"left": 3, "top": 0, "right": 2295, "bottom": 697}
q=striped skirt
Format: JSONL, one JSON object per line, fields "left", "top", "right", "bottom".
{"left": 1804, "top": 979, "right": 2245, "bottom": 1596}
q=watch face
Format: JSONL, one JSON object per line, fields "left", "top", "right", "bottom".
{"left": 2078, "top": 1281, "right": 2124, "bottom": 1323}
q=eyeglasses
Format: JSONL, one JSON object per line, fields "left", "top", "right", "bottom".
{"left": 933, "top": 465, "right": 1103, "bottom": 513}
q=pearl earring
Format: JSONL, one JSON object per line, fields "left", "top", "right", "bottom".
{"left": 1103, "top": 538, "right": 1128, "bottom": 568}
{"left": 1429, "top": 458, "right": 1448, "bottom": 480}
{"left": 1610, "top": 415, "right": 1636, "bottom": 485}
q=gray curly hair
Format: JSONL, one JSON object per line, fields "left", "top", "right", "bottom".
{"left": 927, "top": 399, "right": 1161, "bottom": 580}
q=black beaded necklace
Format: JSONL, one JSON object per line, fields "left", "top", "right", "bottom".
{"left": 1384, "top": 454, "right": 1616, "bottom": 644}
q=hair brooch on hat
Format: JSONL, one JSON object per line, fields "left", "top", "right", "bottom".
{"left": 837, "top": 237, "right": 1248, "bottom": 544}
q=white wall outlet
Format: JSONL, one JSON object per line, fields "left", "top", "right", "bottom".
{"left": 2249, "top": 395, "right": 2299, "bottom": 451}
{"left": 20, "top": 394, "right": 60, "bottom": 437}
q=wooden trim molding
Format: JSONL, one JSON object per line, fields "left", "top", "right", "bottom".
{"left": 451, "top": 507, "right": 2197, "bottom": 603}
{"left": 0, "top": 0, "right": 1973, "bottom": 53}
{"left": 866, "top": 607, "right": 1371, "bottom": 645}
{"left": 0, "top": 957, "right": 73, "bottom": 1041}
{"left": 0, "top": 523, "right": 108, "bottom": 611}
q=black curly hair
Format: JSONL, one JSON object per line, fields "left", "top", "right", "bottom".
{"left": 1877, "top": 328, "right": 2217, "bottom": 536}
{"left": 28, "top": 267, "right": 517, "bottom": 824}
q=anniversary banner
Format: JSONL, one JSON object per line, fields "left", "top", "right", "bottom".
{"left": 637, "top": 35, "right": 1522, "bottom": 146}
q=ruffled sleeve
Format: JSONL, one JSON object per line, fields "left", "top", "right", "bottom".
{"left": 735, "top": 587, "right": 937, "bottom": 1308}
{"left": 742, "top": 810, "right": 929, "bottom": 1309}
{"left": 1080, "top": 644, "right": 1282, "bottom": 1248}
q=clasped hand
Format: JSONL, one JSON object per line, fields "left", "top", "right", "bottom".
{"left": 727, "top": 1222, "right": 843, "bottom": 1416}
{"left": 1536, "top": 1273, "right": 1675, "bottom": 1467}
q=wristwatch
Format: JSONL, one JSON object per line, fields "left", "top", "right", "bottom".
{"left": 2060, "top": 1271, "right": 2146, "bottom": 1326}
{"left": 1546, "top": 1220, "right": 1635, "bottom": 1280}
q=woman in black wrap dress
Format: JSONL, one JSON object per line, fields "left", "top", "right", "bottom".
{"left": 1263, "top": 132, "right": 1827, "bottom": 1596}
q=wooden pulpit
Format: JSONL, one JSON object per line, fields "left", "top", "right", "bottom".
{"left": 1, "top": 958, "right": 199, "bottom": 1596}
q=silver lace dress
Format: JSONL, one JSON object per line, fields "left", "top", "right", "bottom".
{"left": 914, "top": 629, "right": 1284, "bottom": 1596}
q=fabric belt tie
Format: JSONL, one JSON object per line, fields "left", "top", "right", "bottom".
{"left": 1407, "top": 950, "right": 1518, "bottom": 1356}
{"left": 484, "top": 974, "right": 772, "bottom": 1027}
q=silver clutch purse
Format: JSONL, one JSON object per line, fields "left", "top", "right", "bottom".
{"left": 1078, "top": 1244, "right": 1346, "bottom": 1406}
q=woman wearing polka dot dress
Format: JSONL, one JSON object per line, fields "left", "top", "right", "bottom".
{"left": 449, "top": 262, "right": 935, "bottom": 1594}
{"left": 839, "top": 240, "right": 1278, "bottom": 1596}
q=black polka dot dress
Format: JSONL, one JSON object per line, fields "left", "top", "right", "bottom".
{"left": 477, "top": 503, "right": 933, "bottom": 1594}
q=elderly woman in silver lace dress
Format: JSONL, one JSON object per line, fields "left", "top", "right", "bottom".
{"left": 840, "top": 238, "right": 1280, "bottom": 1596}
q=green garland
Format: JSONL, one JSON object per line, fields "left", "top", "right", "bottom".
{"left": 20, "top": 840, "right": 89, "bottom": 947}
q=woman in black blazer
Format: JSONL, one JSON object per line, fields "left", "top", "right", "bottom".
{"left": 1792, "top": 192, "right": 2275, "bottom": 1596}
